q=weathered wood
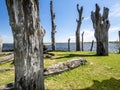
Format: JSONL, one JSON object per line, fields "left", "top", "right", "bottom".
{"left": 81, "top": 31, "right": 84, "bottom": 51}
{"left": 91, "top": 4, "right": 110, "bottom": 56}
{"left": 6, "top": 0, "right": 44, "bottom": 90}
{"left": 118, "top": 31, "right": 120, "bottom": 53}
{"left": 90, "top": 40, "right": 94, "bottom": 51}
{"left": 50, "top": 0, "right": 56, "bottom": 51}
{"left": 0, "top": 36, "right": 2, "bottom": 52}
{"left": 44, "top": 58, "right": 87, "bottom": 76}
{"left": 76, "top": 4, "right": 83, "bottom": 51}
{"left": 68, "top": 38, "right": 71, "bottom": 51}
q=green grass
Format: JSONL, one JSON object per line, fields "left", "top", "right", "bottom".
{"left": 0, "top": 51, "right": 120, "bottom": 90}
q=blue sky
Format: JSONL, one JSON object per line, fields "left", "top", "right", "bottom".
{"left": 0, "top": 0, "right": 120, "bottom": 43}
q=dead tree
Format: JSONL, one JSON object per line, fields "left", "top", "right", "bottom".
{"left": 0, "top": 36, "right": 2, "bottom": 52}
{"left": 6, "top": 0, "right": 44, "bottom": 90}
{"left": 90, "top": 40, "right": 94, "bottom": 51}
{"left": 68, "top": 38, "right": 71, "bottom": 51}
{"left": 76, "top": 4, "right": 83, "bottom": 51}
{"left": 81, "top": 31, "right": 84, "bottom": 51}
{"left": 50, "top": 0, "right": 56, "bottom": 51}
{"left": 91, "top": 4, "right": 110, "bottom": 56}
{"left": 119, "top": 31, "right": 120, "bottom": 53}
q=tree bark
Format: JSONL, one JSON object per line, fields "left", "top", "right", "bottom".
{"left": 90, "top": 40, "right": 94, "bottom": 51}
{"left": 76, "top": 4, "right": 83, "bottom": 51}
{"left": 91, "top": 4, "right": 110, "bottom": 56}
{"left": 0, "top": 36, "right": 2, "bottom": 52}
{"left": 6, "top": 0, "right": 44, "bottom": 90}
{"left": 68, "top": 38, "right": 70, "bottom": 51}
{"left": 118, "top": 31, "right": 120, "bottom": 54}
{"left": 50, "top": 0, "right": 56, "bottom": 51}
{"left": 81, "top": 31, "right": 84, "bottom": 51}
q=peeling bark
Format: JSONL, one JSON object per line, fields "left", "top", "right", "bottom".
{"left": 76, "top": 4, "right": 83, "bottom": 51}
{"left": 50, "top": 0, "right": 56, "bottom": 51}
{"left": 91, "top": 4, "right": 110, "bottom": 56}
{"left": 6, "top": 0, "right": 44, "bottom": 90}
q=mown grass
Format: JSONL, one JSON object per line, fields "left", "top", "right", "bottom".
{"left": 0, "top": 51, "right": 120, "bottom": 90}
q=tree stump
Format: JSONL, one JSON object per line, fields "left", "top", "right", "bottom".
{"left": 68, "top": 38, "right": 71, "bottom": 51}
{"left": 6, "top": 0, "right": 44, "bottom": 90}
{"left": 76, "top": 4, "right": 83, "bottom": 51}
{"left": 81, "top": 31, "right": 84, "bottom": 51}
{"left": 50, "top": 0, "right": 56, "bottom": 51}
{"left": 91, "top": 4, "right": 110, "bottom": 56}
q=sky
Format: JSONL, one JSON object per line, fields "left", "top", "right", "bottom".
{"left": 0, "top": 0, "right": 120, "bottom": 43}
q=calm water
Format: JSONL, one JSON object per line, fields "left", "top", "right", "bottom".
{"left": 2, "top": 43, "right": 120, "bottom": 53}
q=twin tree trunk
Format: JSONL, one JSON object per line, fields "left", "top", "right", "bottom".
{"left": 81, "top": 31, "right": 84, "bottom": 51}
{"left": 76, "top": 4, "right": 83, "bottom": 51}
{"left": 50, "top": 0, "right": 56, "bottom": 51}
{"left": 91, "top": 4, "right": 110, "bottom": 56}
{"left": 6, "top": 0, "right": 44, "bottom": 90}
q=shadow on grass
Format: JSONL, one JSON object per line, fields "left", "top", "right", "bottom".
{"left": 53, "top": 54, "right": 97, "bottom": 60}
{"left": 81, "top": 78, "right": 120, "bottom": 90}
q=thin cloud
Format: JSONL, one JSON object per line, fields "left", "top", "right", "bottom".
{"left": 84, "top": 17, "right": 90, "bottom": 21}
{"left": 109, "top": 26, "right": 120, "bottom": 32}
{"left": 110, "top": 3, "right": 120, "bottom": 17}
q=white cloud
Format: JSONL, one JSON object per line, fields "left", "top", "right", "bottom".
{"left": 69, "top": 29, "right": 95, "bottom": 42}
{"left": 110, "top": 3, "right": 120, "bottom": 17}
{"left": 84, "top": 17, "right": 90, "bottom": 21}
{"left": 2, "top": 35, "right": 13, "bottom": 43}
{"left": 109, "top": 26, "right": 120, "bottom": 32}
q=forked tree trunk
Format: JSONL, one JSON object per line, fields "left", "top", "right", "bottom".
{"left": 6, "top": 0, "right": 44, "bottom": 90}
{"left": 81, "top": 31, "right": 84, "bottom": 51}
{"left": 0, "top": 36, "right": 2, "bottom": 52}
{"left": 50, "top": 0, "right": 56, "bottom": 51}
{"left": 68, "top": 38, "right": 70, "bottom": 51}
{"left": 91, "top": 4, "right": 110, "bottom": 56}
{"left": 76, "top": 4, "right": 83, "bottom": 51}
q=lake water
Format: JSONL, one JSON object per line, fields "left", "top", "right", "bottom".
{"left": 2, "top": 43, "right": 119, "bottom": 53}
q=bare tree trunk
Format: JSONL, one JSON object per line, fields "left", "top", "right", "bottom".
{"left": 91, "top": 4, "right": 110, "bottom": 56}
{"left": 6, "top": 0, "right": 44, "bottom": 90}
{"left": 119, "top": 31, "right": 120, "bottom": 53}
{"left": 90, "top": 40, "right": 94, "bottom": 51}
{"left": 68, "top": 38, "right": 70, "bottom": 51}
{"left": 81, "top": 31, "right": 84, "bottom": 51}
{"left": 76, "top": 4, "right": 83, "bottom": 51}
{"left": 0, "top": 36, "right": 2, "bottom": 52}
{"left": 50, "top": 0, "right": 56, "bottom": 51}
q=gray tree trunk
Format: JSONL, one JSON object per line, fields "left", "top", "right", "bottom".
{"left": 91, "top": 4, "right": 110, "bottom": 56}
{"left": 6, "top": 0, "right": 44, "bottom": 90}
{"left": 81, "top": 31, "right": 84, "bottom": 51}
{"left": 90, "top": 40, "right": 94, "bottom": 51}
{"left": 118, "top": 31, "right": 120, "bottom": 53}
{"left": 50, "top": 0, "right": 56, "bottom": 51}
{"left": 76, "top": 4, "right": 83, "bottom": 51}
{"left": 0, "top": 36, "right": 2, "bottom": 52}
{"left": 68, "top": 38, "right": 70, "bottom": 51}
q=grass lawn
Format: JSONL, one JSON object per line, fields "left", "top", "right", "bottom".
{"left": 0, "top": 51, "right": 120, "bottom": 90}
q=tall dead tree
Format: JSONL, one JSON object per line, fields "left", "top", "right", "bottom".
{"left": 91, "top": 4, "right": 110, "bottom": 56}
{"left": 76, "top": 4, "right": 83, "bottom": 51}
{"left": 68, "top": 38, "right": 71, "bottom": 51}
{"left": 50, "top": 0, "right": 56, "bottom": 51}
{"left": 6, "top": 0, "right": 44, "bottom": 90}
{"left": 81, "top": 31, "right": 84, "bottom": 51}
